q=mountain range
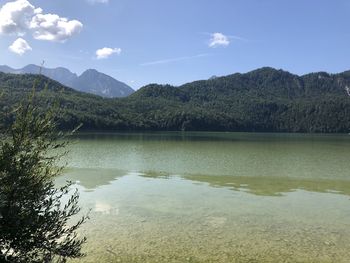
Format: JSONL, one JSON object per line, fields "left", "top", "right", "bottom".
{"left": 1, "top": 67, "right": 350, "bottom": 133}
{"left": 0, "top": 64, "right": 134, "bottom": 98}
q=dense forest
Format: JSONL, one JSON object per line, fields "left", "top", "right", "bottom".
{"left": 1, "top": 67, "right": 350, "bottom": 133}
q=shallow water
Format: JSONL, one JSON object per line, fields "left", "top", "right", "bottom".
{"left": 57, "top": 132, "right": 350, "bottom": 262}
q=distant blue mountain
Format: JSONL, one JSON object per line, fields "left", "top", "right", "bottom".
{"left": 0, "top": 64, "right": 134, "bottom": 98}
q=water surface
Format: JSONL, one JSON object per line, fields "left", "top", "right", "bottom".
{"left": 57, "top": 132, "right": 350, "bottom": 262}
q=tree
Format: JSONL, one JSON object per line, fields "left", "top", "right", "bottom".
{"left": 0, "top": 89, "right": 87, "bottom": 262}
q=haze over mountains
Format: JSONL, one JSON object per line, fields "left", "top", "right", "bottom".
{"left": 0, "top": 64, "right": 134, "bottom": 98}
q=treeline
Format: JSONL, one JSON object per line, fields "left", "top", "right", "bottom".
{"left": 1, "top": 67, "right": 350, "bottom": 133}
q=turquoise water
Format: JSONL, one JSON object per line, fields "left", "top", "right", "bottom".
{"left": 57, "top": 132, "right": 350, "bottom": 262}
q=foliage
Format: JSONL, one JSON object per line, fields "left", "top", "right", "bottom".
{"left": 0, "top": 67, "right": 350, "bottom": 133}
{"left": 0, "top": 88, "right": 87, "bottom": 262}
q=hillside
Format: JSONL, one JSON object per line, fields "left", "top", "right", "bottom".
{"left": 0, "top": 65, "right": 134, "bottom": 98}
{"left": 0, "top": 73, "right": 126, "bottom": 131}
{"left": 1, "top": 67, "right": 350, "bottom": 133}
{"left": 127, "top": 67, "right": 350, "bottom": 132}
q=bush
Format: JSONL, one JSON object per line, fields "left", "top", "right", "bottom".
{"left": 0, "top": 90, "right": 87, "bottom": 263}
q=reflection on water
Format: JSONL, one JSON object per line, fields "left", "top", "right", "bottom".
{"left": 60, "top": 168, "right": 350, "bottom": 197}
{"left": 63, "top": 171, "right": 350, "bottom": 263}
{"left": 65, "top": 132, "right": 350, "bottom": 181}
{"left": 72, "top": 131, "right": 350, "bottom": 143}
{"left": 56, "top": 168, "right": 125, "bottom": 191}
{"left": 183, "top": 174, "right": 350, "bottom": 196}
{"left": 59, "top": 132, "right": 350, "bottom": 263}
{"left": 94, "top": 201, "right": 119, "bottom": 215}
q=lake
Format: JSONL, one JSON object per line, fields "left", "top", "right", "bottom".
{"left": 57, "top": 132, "right": 350, "bottom": 263}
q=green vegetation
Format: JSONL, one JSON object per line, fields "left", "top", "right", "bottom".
{"left": 1, "top": 67, "right": 350, "bottom": 132}
{"left": 0, "top": 89, "right": 87, "bottom": 262}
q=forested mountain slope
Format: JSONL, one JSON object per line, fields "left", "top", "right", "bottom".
{"left": 1, "top": 67, "right": 350, "bottom": 132}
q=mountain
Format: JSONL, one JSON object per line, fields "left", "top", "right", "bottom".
{"left": 1, "top": 67, "right": 350, "bottom": 133}
{"left": 72, "top": 69, "right": 134, "bottom": 98}
{"left": 0, "top": 65, "right": 14, "bottom": 73}
{"left": 22, "top": 64, "right": 78, "bottom": 88}
{"left": 0, "top": 64, "right": 134, "bottom": 98}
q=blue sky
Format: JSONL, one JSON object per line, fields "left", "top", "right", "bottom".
{"left": 0, "top": 0, "right": 349, "bottom": 89}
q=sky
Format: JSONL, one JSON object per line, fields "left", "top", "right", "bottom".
{"left": 0, "top": 0, "right": 349, "bottom": 89}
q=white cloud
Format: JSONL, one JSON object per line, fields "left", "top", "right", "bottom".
{"left": 140, "top": 54, "right": 209, "bottom": 66}
{"left": 209, "top": 32, "right": 230, "bottom": 48}
{"left": 87, "top": 0, "right": 109, "bottom": 4}
{"left": 0, "top": 0, "right": 41, "bottom": 35}
{"left": 30, "top": 13, "right": 83, "bottom": 42}
{"left": 8, "top": 37, "right": 32, "bottom": 55}
{"left": 0, "top": 0, "right": 83, "bottom": 42}
{"left": 96, "top": 47, "right": 121, "bottom": 59}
